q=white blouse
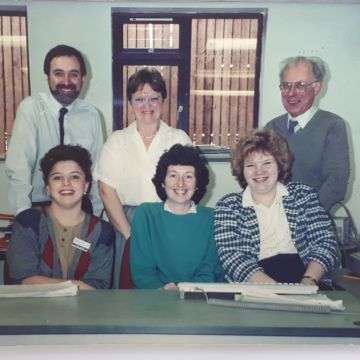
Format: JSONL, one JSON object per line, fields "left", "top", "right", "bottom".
{"left": 243, "top": 182, "right": 298, "bottom": 260}
{"left": 94, "top": 121, "right": 191, "bottom": 206}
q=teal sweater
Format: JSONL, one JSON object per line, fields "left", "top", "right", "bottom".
{"left": 130, "top": 202, "right": 222, "bottom": 289}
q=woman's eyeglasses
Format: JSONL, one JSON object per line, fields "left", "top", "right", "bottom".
{"left": 132, "top": 96, "right": 162, "bottom": 106}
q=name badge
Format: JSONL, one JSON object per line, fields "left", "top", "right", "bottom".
{"left": 72, "top": 237, "right": 91, "bottom": 252}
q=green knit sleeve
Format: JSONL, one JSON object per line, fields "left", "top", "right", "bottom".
{"left": 130, "top": 204, "right": 164, "bottom": 289}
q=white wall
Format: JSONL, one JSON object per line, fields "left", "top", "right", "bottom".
{"left": 0, "top": 1, "right": 359, "bottom": 227}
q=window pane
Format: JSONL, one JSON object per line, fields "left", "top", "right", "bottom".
{"left": 189, "top": 18, "right": 259, "bottom": 147}
{"left": 123, "top": 23, "right": 179, "bottom": 49}
{"left": 0, "top": 14, "right": 29, "bottom": 157}
{"left": 122, "top": 65, "right": 179, "bottom": 128}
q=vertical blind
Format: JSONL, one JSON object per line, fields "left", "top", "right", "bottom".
{"left": 0, "top": 14, "right": 29, "bottom": 157}
{"left": 189, "top": 18, "right": 258, "bottom": 147}
{"left": 119, "top": 16, "right": 260, "bottom": 148}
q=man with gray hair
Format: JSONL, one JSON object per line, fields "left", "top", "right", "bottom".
{"left": 266, "top": 56, "right": 349, "bottom": 211}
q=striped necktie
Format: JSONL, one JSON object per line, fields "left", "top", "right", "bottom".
{"left": 58, "top": 107, "right": 68, "bottom": 145}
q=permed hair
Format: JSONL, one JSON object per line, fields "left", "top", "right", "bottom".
{"left": 40, "top": 144, "right": 92, "bottom": 194}
{"left": 232, "top": 129, "right": 293, "bottom": 188}
{"left": 127, "top": 67, "right": 167, "bottom": 101}
{"left": 43, "top": 44, "right": 87, "bottom": 76}
{"left": 152, "top": 144, "right": 209, "bottom": 204}
{"left": 279, "top": 56, "right": 326, "bottom": 82}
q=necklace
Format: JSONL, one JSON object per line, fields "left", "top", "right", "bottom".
{"left": 141, "top": 133, "right": 156, "bottom": 140}
{"left": 137, "top": 123, "right": 160, "bottom": 140}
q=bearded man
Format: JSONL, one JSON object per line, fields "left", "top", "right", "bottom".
{"left": 5, "top": 45, "right": 103, "bottom": 215}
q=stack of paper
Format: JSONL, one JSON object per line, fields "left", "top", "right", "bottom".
{"left": 178, "top": 282, "right": 319, "bottom": 297}
{"left": 234, "top": 290, "right": 345, "bottom": 311}
{"left": 0, "top": 281, "right": 79, "bottom": 298}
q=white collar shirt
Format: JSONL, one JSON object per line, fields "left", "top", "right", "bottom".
{"left": 47, "top": 90, "right": 75, "bottom": 114}
{"left": 287, "top": 105, "right": 318, "bottom": 133}
{"left": 243, "top": 182, "right": 298, "bottom": 260}
{"left": 163, "top": 201, "right": 197, "bottom": 214}
{"left": 5, "top": 92, "right": 103, "bottom": 215}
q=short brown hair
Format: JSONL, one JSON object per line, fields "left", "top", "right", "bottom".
{"left": 43, "top": 44, "right": 86, "bottom": 76}
{"left": 232, "top": 129, "right": 293, "bottom": 188}
{"left": 40, "top": 144, "right": 92, "bottom": 190}
{"left": 152, "top": 144, "right": 209, "bottom": 204}
{"left": 127, "top": 67, "right": 167, "bottom": 101}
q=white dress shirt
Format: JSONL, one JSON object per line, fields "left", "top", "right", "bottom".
{"left": 5, "top": 92, "right": 104, "bottom": 215}
{"left": 287, "top": 105, "right": 318, "bottom": 133}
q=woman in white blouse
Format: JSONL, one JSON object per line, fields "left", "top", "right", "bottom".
{"left": 94, "top": 68, "right": 191, "bottom": 287}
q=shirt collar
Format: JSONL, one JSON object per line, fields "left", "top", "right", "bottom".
{"left": 287, "top": 105, "right": 318, "bottom": 129}
{"left": 47, "top": 89, "right": 75, "bottom": 113}
{"left": 242, "top": 182, "right": 288, "bottom": 208}
{"left": 164, "top": 200, "right": 197, "bottom": 214}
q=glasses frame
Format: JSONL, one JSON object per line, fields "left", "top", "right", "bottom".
{"left": 131, "top": 95, "right": 163, "bottom": 107}
{"left": 279, "top": 80, "right": 319, "bottom": 94}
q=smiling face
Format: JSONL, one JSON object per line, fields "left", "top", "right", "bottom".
{"left": 130, "top": 83, "right": 163, "bottom": 126}
{"left": 48, "top": 55, "right": 84, "bottom": 106}
{"left": 163, "top": 165, "right": 196, "bottom": 213}
{"left": 47, "top": 160, "right": 88, "bottom": 210}
{"left": 243, "top": 151, "right": 279, "bottom": 206}
{"left": 281, "top": 62, "right": 322, "bottom": 117}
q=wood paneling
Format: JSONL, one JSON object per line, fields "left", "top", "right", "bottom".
{"left": 0, "top": 16, "right": 5, "bottom": 156}
{"left": 189, "top": 18, "right": 259, "bottom": 146}
{"left": 0, "top": 14, "right": 29, "bottom": 156}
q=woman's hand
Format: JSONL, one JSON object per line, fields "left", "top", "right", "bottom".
{"left": 99, "top": 181, "right": 131, "bottom": 240}
{"left": 300, "top": 276, "right": 317, "bottom": 286}
{"left": 162, "top": 282, "right": 178, "bottom": 290}
{"left": 22, "top": 276, "right": 94, "bottom": 290}
{"left": 301, "top": 261, "right": 325, "bottom": 285}
{"left": 248, "top": 270, "right": 277, "bottom": 284}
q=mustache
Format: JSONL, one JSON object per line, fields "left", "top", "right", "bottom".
{"left": 56, "top": 84, "right": 77, "bottom": 91}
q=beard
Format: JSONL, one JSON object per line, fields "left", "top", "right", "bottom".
{"left": 50, "top": 84, "right": 80, "bottom": 106}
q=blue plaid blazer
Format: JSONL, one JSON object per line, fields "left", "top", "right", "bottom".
{"left": 214, "top": 182, "right": 339, "bottom": 282}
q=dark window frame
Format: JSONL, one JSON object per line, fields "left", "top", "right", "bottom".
{"left": 112, "top": 8, "right": 264, "bottom": 147}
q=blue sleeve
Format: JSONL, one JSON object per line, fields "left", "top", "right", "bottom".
{"left": 6, "top": 210, "right": 42, "bottom": 283}
{"left": 81, "top": 221, "right": 115, "bottom": 289}
{"left": 214, "top": 196, "right": 262, "bottom": 282}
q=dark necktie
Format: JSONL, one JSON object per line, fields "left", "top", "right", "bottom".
{"left": 288, "top": 119, "right": 298, "bottom": 135}
{"left": 58, "top": 107, "right": 68, "bottom": 145}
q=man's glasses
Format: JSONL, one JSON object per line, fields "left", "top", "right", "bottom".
{"left": 279, "top": 80, "right": 318, "bottom": 93}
